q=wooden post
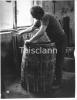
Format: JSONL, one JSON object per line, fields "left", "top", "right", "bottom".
{"left": 13, "top": 0, "right": 17, "bottom": 29}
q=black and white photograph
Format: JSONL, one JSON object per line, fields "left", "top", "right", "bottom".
{"left": 0, "top": 0, "right": 75, "bottom": 98}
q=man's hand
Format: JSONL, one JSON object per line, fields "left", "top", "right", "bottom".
{"left": 25, "top": 40, "right": 31, "bottom": 45}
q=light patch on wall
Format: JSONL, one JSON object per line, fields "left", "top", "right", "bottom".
{"left": 0, "top": 1, "right": 13, "bottom": 30}
{"left": 17, "top": 0, "right": 33, "bottom": 27}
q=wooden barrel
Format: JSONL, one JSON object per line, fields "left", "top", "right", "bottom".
{"left": 21, "top": 42, "right": 56, "bottom": 93}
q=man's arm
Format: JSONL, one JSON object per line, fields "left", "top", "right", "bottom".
{"left": 28, "top": 15, "right": 49, "bottom": 42}
{"left": 18, "top": 26, "right": 36, "bottom": 35}
{"left": 29, "top": 25, "right": 47, "bottom": 42}
{"left": 18, "top": 20, "right": 41, "bottom": 36}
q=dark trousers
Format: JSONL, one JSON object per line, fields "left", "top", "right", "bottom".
{"left": 55, "top": 47, "right": 65, "bottom": 83}
{"left": 55, "top": 36, "right": 67, "bottom": 84}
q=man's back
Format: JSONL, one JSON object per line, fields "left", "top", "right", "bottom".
{"left": 42, "top": 14, "right": 65, "bottom": 44}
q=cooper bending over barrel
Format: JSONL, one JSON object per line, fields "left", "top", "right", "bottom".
{"left": 19, "top": 6, "right": 67, "bottom": 88}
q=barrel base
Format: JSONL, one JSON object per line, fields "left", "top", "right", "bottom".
{"left": 21, "top": 76, "right": 54, "bottom": 93}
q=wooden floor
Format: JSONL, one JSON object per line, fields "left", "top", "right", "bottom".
{"left": 1, "top": 71, "right": 75, "bottom": 98}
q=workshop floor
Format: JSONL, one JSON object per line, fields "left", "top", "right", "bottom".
{"left": 1, "top": 71, "right": 75, "bottom": 98}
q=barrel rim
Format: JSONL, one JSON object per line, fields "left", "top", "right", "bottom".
{"left": 25, "top": 42, "right": 55, "bottom": 46}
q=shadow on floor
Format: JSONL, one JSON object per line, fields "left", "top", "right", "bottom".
{"left": 1, "top": 71, "right": 75, "bottom": 98}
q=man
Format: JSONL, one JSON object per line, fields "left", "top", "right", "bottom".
{"left": 20, "top": 6, "right": 67, "bottom": 88}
